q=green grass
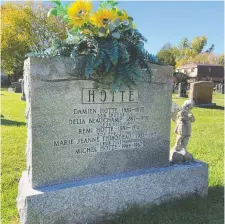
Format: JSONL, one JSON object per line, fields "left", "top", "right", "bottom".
{"left": 1, "top": 90, "right": 26, "bottom": 224}
{"left": 1, "top": 90, "right": 224, "bottom": 224}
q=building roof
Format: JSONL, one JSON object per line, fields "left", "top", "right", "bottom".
{"left": 177, "top": 63, "right": 223, "bottom": 69}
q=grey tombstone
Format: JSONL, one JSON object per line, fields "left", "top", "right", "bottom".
{"left": 221, "top": 84, "right": 224, "bottom": 94}
{"left": 20, "top": 79, "right": 26, "bottom": 101}
{"left": 21, "top": 57, "right": 173, "bottom": 188}
{"left": 178, "top": 82, "right": 187, "bottom": 97}
{"left": 17, "top": 57, "right": 208, "bottom": 224}
{"left": 216, "top": 84, "right": 219, "bottom": 92}
{"left": 217, "top": 84, "right": 221, "bottom": 93}
{"left": 11, "top": 81, "right": 22, "bottom": 93}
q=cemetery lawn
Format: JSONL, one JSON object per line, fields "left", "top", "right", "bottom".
{"left": 1, "top": 89, "right": 224, "bottom": 224}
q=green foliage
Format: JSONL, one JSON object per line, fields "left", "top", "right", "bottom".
{"left": 48, "top": 0, "right": 69, "bottom": 19}
{"left": 27, "top": 0, "right": 161, "bottom": 89}
{"left": 99, "top": 0, "right": 118, "bottom": 9}
{"left": 218, "top": 54, "right": 224, "bottom": 66}
{"left": 157, "top": 43, "right": 176, "bottom": 67}
{"left": 28, "top": 13, "right": 159, "bottom": 89}
{"left": 157, "top": 36, "right": 217, "bottom": 68}
{"left": 191, "top": 36, "right": 207, "bottom": 54}
{"left": 178, "top": 37, "right": 190, "bottom": 50}
{"left": 205, "top": 44, "right": 214, "bottom": 53}
{"left": 1, "top": 2, "right": 67, "bottom": 77}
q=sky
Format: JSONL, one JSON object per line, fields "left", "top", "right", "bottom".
{"left": 2, "top": 1, "right": 224, "bottom": 55}
{"left": 105, "top": 1, "right": 224, "bottom": 55}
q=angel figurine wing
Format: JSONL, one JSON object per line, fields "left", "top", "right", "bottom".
{"left": 171, "top": 101, "right": 180, "bottom": 122}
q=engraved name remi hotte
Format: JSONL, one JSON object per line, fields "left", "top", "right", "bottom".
{"left": 53, "top": 89, "right": 151, "bottom": 154}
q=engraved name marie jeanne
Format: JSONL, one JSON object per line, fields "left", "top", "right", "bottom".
{"left": 82, "top": 89, "right": 138, "bottom": 104}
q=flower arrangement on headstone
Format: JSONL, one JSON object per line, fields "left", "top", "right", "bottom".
{"left": 27, "top": 0, "right": 158, "bottom": 90}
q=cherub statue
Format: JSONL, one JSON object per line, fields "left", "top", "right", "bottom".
{"left": 170, "top": 100, "right": 195, "bottom": 163}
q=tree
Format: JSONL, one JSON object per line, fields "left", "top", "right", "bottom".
{"left": 1, "top": 2, "right": 67, "bottom": 78}
{"left": 205, "top": 44, "right": 214, "bottom": 53}
{"left": 156, "top": 43, "right": 176, "bottom": 67}
{"left": 189, "top": 53, "right": 219, "bottom": 64}
{"left": 218, "top": 55, "right": 224, "bottom": 66}
{"left": 175, "top": 36, "right": 214, "bottom": 67}
{"left": 178, "top": 37, "right": 190, "bottom": 50}
{"left": 157, "top": 36, "right": 218, "bottom": 69}
{"left": 191, "top": 36, "right": 207, "bottom": 54}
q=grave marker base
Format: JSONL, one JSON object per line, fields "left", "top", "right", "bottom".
{"left": 17, "top": 161, "right": 208, "bottom": 224}
{"left": 195, "top": 103, "right": 216, "bottom": 108}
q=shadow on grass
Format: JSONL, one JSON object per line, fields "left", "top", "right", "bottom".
{"left": 199, "top": 105, "right": 224, "bottom": 110}
{"left": 172, "top": 96, "right": 189, "bottom": 100}
{"left": 1, "top": 118, "right": 26, "bottom": 126}
{"left": 103, "top": 186, "right": 224, "bottom": 224}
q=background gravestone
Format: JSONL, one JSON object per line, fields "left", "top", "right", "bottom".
{"left": 216, "top": 84, "right": 220, "bottom": 92}
{"left": 189, "top": 81, "right": 215, "bottom": 105}
{"left": 178, "top": 82, "right": 187, "bottom": 97}
{"left": 11, "top": 81, "right": 22, "bottom": 93}
{"left": 220, "top": 84, "right": 224, "bottom": 94}
{"left": 20, "top": 79, "right": 26, "bottom": 101}
{"left": 217, "top": 83, "right": 222, "bottom": 93}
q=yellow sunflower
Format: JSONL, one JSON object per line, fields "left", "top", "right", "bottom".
{"left": 91, "top": 9, "right": 117, "bottom": 27}
{"left": 67, "top": 0, "right": 92, "bottom": 27}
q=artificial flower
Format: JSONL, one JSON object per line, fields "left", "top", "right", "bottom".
{"left": 67, "top": 0, "right": 92, "bottom": 27}
{"left": 117, "top": 10, "right": 129, "bottom": 21}
{"left": 91, "top": 9, "right": 117, "bottom": 27}
{"left": 82, "top": 29, "right": 93, "bottom": 35}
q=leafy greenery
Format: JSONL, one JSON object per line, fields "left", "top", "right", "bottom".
{"left": 157, "top": 43, "right": 176, "bottom": 67}
{"left": 1, "top": 89, "right": 224, "bottom": 224}
{"left": 28, "top": 0, "right": 159, "bottom": 90}
{"left": 157, "top": 36, "right": 223, "bottom": 68}
{"left": 1, "top": 2, "right": 67, "bottom": 78}
{"left": 218, "top": 55, "right": 224, "bottom": 66}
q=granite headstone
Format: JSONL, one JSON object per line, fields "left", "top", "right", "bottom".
{"left": 17, "top": 57, "right": 208, "bottom": 224}
{"left": 22, "top": 57, "right": 173, "bottom": 188}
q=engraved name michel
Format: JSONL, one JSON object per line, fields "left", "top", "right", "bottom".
{"left": 53, "top": 89, "right": 153, "bottom": 154}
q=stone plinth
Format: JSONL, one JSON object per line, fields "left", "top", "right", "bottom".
{"left": 17, "top": 161, "right": 208, "bottom": 224}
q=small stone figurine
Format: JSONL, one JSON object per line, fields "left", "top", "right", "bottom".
{"left": 170, "top": 100, "right": 195, "bottom": 163}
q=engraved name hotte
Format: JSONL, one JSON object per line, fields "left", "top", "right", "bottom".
{"left": 82, "top": 89, "right": 138, "bottom": 104}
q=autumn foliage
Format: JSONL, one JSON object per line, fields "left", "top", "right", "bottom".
{"left": 1, "top": 2, "right": 67, "bottom": 76}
